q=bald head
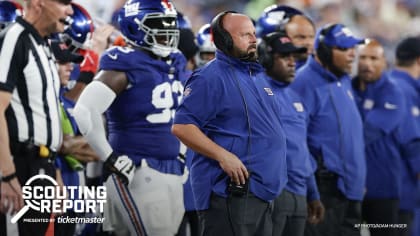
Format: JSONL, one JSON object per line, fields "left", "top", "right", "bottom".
{"left": 222, "top": 13, "right": 253, "bottom": 36}
{"left": 214, "top": 12, "right": 257, "bottom": 61}
{"left": 360, "top": 39, "right": 385, "bottom": 54}
{"left": 285, "top": 15, "right": 316, "bottom": 60}
{"left": 357, "top": 39, "right": 386, "bottom": 83}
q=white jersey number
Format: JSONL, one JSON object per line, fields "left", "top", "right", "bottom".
{"left": 146, "top": 81, "right": 184, "bottom": 123}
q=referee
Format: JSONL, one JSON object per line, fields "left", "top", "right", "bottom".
{"left": 0, "top": 0, "right": 73, "bottom": 236}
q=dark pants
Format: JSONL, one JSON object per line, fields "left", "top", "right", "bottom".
{"left": 199, "top": 193, "right": 272, "bottom": 236}
{"left": 362, "top": 198, "right": 399, "bottom": 236}
{"left": 272, "top": 190, "right": 307, "bottom": 236}
{"left": 398, "top": 210, "right": 414, "bottom": 236}
{"left": 10, "top": 141, "right": 56, "bottom": 236}
{"left": 0, "top": 213, "right": 6, "bottom": 236}
{"left": 54, "top": 211, "right": 77, "bottom": 236}
{"left": 176, "top": 210, "right": 201, "bottom": 236}
{"left": 304, "top": 175, "right": 362, "bottom": 236}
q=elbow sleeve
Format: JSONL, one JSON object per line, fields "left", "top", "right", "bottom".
{"left": 73, "top": 81, "right": 117, "bottom": 160}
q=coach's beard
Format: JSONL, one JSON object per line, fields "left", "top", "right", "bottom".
{"left": 234, "top": 45, "right": 258, "bottom": 62}
{"left": 238, "top": 49, "right": 258, "bottom": 62}
{"left": 240, "top": 51, "right": 257, "bottom": 62}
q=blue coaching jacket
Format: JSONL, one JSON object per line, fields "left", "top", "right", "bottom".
{"left": 174, "top": 51, "right": 288, "bottom": 210}
{"left": 352, "top": 73, "right": 408, "bottom": 199}
{"left": 388, "top": 69, "right": 420, "bottom": 211}
{"left": 290, "top": 56, "right": 366, "bottom": 201}
{"left": 264, "top": 78, "right": 320, "bottom": 201}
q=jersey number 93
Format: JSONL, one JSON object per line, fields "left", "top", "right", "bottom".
{"left": 146, "top": 80, "right": 183, "bottom": 123}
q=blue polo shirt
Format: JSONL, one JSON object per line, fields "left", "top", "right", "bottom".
{"left": 265, "top": 77, "right": 319, "bottom": 201}
{"left": 174, "top": 51, "right": 288, "bottom": 210}
{"left": 290, "top": 56, "right": 366, "bottom": 201}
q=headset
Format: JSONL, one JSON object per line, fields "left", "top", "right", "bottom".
{"left": 258, "top": 32, "right": 281, "bottom": 70}
{"left": 210, "top": 10, "right": 237, "bottom": 54}
{"left": 316, "top": 24, "right": 337, "bottom": 66}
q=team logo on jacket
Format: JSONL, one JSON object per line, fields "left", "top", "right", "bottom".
{"left": 363, "top": 99, "right": 374, "bottom": 110}
{"left": 384, "top": 102, "right": 397, "bottom": 110}
{"left": 263, "top": 88, "right": 274, "bottom": 96}
{"left": 293, "top": 102, "right": 304, "bottom": 112}
{"left": 183, "top": 87, "right": 192, "bottom": 97}
{"left": 412, "top": 106, "right": 420, "bottom": 117}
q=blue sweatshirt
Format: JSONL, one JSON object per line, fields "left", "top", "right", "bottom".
{"left": 290, "top": 56, "right": 366, "bottom": 201}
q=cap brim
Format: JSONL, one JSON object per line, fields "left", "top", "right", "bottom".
{"left": 274, "top": 44, "right": 307, "bottom": 54}
{"left": 336, "top": 37, "right": 365, "bottom": 48}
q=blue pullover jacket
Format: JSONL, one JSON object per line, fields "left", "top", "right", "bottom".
{"left": 264, "top": 77, "right": 320, "bottom": 201}
{"left": 353, "top": 73, "right": 407, "bottom": 199}
{"left": 388, "top": 69, "right": 420, "bottom": 211}
{"left": 174, "top": 51, "right": 288, "bottom": 210}
{"left": 290, "top": 56, "right": 366, "bottom": 200}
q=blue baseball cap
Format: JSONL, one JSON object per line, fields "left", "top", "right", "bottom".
{"left": 314, "top": 24, "right": 365, "bottom": 49}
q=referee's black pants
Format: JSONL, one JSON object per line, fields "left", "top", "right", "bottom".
{"left": 10, "top": 141, "right": 56, "bottom": 236}
{"left": 304, "top": 175, "right": 362, "bottom": 236}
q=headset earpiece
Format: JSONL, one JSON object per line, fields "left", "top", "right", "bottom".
{"left": 210, "top": 11, "right": 237, "bottom": 54}
{"left": 316, "top": 24, "right": 336, "bottom": 65}
{"left": 317, "top": 41, "right": 332, "bottom": 65}
{"left": 258, "top": 35, "right": 274, "bottom": 70}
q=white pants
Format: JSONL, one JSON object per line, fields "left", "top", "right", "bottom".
{"left": 103, "top": 161, "right": 184, "bottom": 236}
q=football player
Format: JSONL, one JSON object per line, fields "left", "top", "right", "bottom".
{"left": 73, "top": 0, "right": 187, "bottom": 235}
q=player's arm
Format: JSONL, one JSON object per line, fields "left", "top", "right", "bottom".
{"left": 172, "top": 124, "right": 249, "bottom": 185}
{"left": 73, "top": 70, "right": 134, "bottom": 185}
{"left": 0, "top": 91, "right": 24, "bottom": 214}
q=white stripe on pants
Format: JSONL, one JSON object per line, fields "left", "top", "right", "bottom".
{"left": 103, "top": 162, "right": 185, "bottom": 236}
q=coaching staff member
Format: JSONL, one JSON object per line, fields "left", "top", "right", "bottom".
{"left": 172, "top": 11, "right": 288, "bottom": 236}
{"left": 290, "top": 24, "right": 366, "bottom": 236}
{"left": 0, "top": 0, "right": 73, "bottom": 235}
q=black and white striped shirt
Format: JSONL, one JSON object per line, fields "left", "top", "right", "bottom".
{"left": 0, "top": 17, "right": 62, "bottom": 151}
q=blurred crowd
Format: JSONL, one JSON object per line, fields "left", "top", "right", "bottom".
{"left": 169, "top": 0, "right": 420, "bottom": 63}
{"left": 11, "top": 0, "right": 417, "bottom": 64}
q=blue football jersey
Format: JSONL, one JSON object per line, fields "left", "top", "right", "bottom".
{"left": 100, "top": 47, "right": 188, "bottom": 165}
